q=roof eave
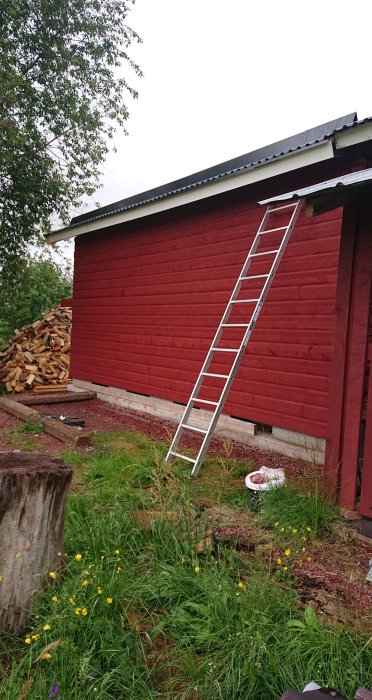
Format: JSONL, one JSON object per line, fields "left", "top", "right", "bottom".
{"left": 46, "top": 139, "right": 334, "bottom": 244}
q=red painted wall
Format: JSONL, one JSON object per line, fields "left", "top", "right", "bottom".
{"left": 71, "top": 162, "right": 348, "bottom": 439}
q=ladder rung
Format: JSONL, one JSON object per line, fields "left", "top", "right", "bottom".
{"left": 181, "top": 423, "right": 208, "bottom": 434}
{"left": 191, "top": 398, "right": 218, "bottom": 405}
{"left": 222, "top": 323, "right": 249, "bottom": 327}
{"left": 202, "top": 372, "right": 229, "bottom": 378}
{"left": 270, "top": 202, "right": 298, "bottom": 212}
{"left": 240, "top": 273, "right": 269, "bottom": 280}
{"left": 230, "top": 298, "right": 259, "bottom": 304}
{"left": 211, "top": 347, "right": 240, "bottom": 352}
{"left": 260, "top": 225, "right": 287, "bottom": 234}
{"left": 169, "top": 451, "right": 196, "bottom": 463}
{"left": 249, "top": 249, "right": 280, "bottom": 257}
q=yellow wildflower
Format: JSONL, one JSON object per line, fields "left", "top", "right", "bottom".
{"left": 116, "top": 566, "right": 123, "bottom": 573}
{"left": 284, "top": 548, "right": 291, "bottom": 557}
{"left": 81, "top": 608, "right": 88, "bottom": 616}
{"left": 41, "top": 652, "right": 52, "bottom": 660}
{"left": 280, "top": 527, "right": 285, "bottom": 532}
{"left": 114, "top": 549, "right": 120, "bottom": 555}
{"left": 88, "top": 563, "right": 94, "bottom": 569}
{"left": 97, "top": 587, "right": 102, "bottom": 595}
{"left": 238, "top": 581, "right": 246, "bottom": 590}
{"left": 194, "top": 566, "right": 200, "bottom": 574}
{"left": 277, "top": 557, "right": 282, "bottom": 564}
{"left": 75, "top": 607, "right": 81, "bottom": 615}
{"left": 43, "top": 624, "right": 51, "bottom": 631}
{"left": 307, "top": 556, "right": 312, "bottom": 562}
{"left": 69, "top": 597, "right": 75, "bottom": 605}
{"left": 82, "top": 579, "right": 89, "bottom": 587}
{"left": 106, "top": 597, "right": 113, "bottom": 604}
{"left": 283, "top": 566, "right": 288, "bottom": 571}
{"left": 25, "top": 637, "right": 32, "bottom": 645}
{"left": 0, "top": 576, "right": 3, "bottom": 582}
{"left": 292, "top": 528, "right": 298, "bottom": 534}
{"left": 274, "top": 521, "right": 279, "bottom": 527}
{"left": 51, "top": 596, "right": 58, "bottom": 602}
{"left": 48, "top": 571, "right": 57, "bottom": 580}
{"left": 75, "top": 553, "right": 82, "bottom": 562}
{"left": 306, "top": 527, "right": 312, "bottom": 532}
{"left": 31, "top": 634, "right": 41, "bottom": 641}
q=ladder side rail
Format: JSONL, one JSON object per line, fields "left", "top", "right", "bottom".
{"left": 190, "top": 200, "right": 303, "bottom": 475}
{"left": 241, "top": 199, "right": 302, "bottom": 349}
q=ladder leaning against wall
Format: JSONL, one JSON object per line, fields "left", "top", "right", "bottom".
{"left": 165, "top": 199, "right": 303, "bottom": 476}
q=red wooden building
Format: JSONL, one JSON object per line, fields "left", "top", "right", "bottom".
{"left": 48, "top": 112, "right": 372, "bottom": 517}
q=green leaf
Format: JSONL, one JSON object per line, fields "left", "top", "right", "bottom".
{"left": 286, "top": 619, "right": 306, "bottom": 630}
{"left": 304, "top": 604, "right": 318, "bottom": 628}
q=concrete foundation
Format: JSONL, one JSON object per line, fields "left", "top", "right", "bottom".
{"left": 70, "top": 380, "right": 325, "bottom": 464}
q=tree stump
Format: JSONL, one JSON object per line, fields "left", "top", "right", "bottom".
{"left": 0, "top": 452, "right": 73, "bottom": 634}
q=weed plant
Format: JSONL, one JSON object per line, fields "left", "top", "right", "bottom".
{"left": 259, "top": 480, "right": 339, "bottom": 538}
{"left": 0, "top": 432, "right": 369, "bottom": 699}
{"left": 6, "top": 419, "right": 45, "bottom": 451}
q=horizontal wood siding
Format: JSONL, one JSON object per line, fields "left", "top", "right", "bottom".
{"left": 71, "top": 186, "right": 342, "bottom": 438}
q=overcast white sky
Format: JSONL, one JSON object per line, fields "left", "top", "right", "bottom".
{"left": 67, "top": 0, "right": 372, "bottom": 226}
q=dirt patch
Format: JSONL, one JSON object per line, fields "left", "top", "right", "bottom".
{"left": 291, "top": 535, "right": 372, "bottom": 629}
{"left": 196, "top": 504, "right": 372, "bottom": 630}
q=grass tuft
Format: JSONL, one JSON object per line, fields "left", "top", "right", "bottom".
{"left": 259, "top": 480, "right": 340, "bottom": 538}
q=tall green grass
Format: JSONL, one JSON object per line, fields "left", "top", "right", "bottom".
{"left": 259, "top": 480, "right": 340, "bottom": 538}
{"left": 0, "top": 433, "right": 369, "bottom": 699}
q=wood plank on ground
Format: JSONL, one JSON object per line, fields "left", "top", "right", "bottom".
{"left": 0, "top": 397, "right": 91, "bottom": 448}
{"left": 14, "top": 390, "right": 97, "bottom": 406}
{"left": 0, "top": 397, "right": 40, "bottom": 424}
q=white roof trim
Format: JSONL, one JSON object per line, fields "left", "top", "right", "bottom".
{"left": 46, "top": 140, "right": 334, "bottom": 243}
{"left": 334, "top": 121, "right": 372, "bottom": 149}
{"left": 259, "top": 167, "right": 372, "bottom": 206}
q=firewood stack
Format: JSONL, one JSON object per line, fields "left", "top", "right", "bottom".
{"left": 0, "top": 306, "right": 72, "bottom": 393}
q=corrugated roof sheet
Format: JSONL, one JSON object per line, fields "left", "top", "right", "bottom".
{"left": 62, "top": 112, "right": 370, "bottom": 232}
{"left": 259, "top": 167, "right": 372, "bottom": 205}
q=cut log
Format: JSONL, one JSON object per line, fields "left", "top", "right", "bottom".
{"left": 41, "top": 415, "right": 91, "bottom": 448}
{"left": 0, "top": 452, "right": 73, "bottom": 633}
{"left": 0, "top": 305, "right": 71, "bottom": 393}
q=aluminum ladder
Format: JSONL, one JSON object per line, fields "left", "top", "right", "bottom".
{"left": 165, "top": 200, "right": 303, "bottom": 476}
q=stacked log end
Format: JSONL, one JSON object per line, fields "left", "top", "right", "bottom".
{"left": 0, "top": 306, "right": 72, "bottom": 393}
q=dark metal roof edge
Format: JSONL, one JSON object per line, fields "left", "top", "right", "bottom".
{"left": 56, "top": 141, "right": 328, "bottom": 234}
{"left": 53, "top": 112, "right": 372, "bottom": 236}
